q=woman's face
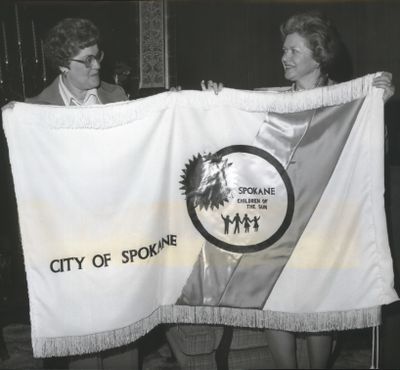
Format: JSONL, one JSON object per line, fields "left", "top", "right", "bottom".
{"left": 281, "top": 32, "right": 321, "bottom": 87}
{"left": 64, "top": 44, "right": 101, "bottom": 92}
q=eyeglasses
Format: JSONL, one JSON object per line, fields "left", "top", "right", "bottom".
{"left": 70, "top": 50, "right": 104, "bottom": 68}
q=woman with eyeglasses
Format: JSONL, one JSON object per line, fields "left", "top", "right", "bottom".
{"left": 26, "top": 18, "right": 127, "bottom": 105}
{"left": 26, "top": 18, "right": 137, "bottom": 370}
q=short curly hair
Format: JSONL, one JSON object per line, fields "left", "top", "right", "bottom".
{"left": 44, "top": 18, "right": 100, "bottom": 69}
{"left": 280, "top": 12, "right": 343, "bottom": 75}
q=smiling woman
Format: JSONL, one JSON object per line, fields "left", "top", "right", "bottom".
{"left": 25, "top": 18, "right": 127, "bottom": 106}
{"left": 23, "top": 17, "right": 137, "bottom": 370}
{"left": 259, "top": 11, "right": 394, "bottom": 370}
{"left": 63, "top": 46, "right": 103, "bottom": 99}
{"left": 281, "top": 33, "right": 327, "bottom": 90}
{"left": 280, "top": 12, "right": 340, "bottom": 92}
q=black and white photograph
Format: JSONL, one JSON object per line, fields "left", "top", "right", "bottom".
{"left": 0, "top": 0, "right": 399, "bottom": 369}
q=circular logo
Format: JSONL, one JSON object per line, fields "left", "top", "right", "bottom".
{"left": 180, "top": 145, "right": 294, "bottom": 253}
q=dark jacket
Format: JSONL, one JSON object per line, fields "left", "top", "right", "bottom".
{"left": 25, "top": 77, "right": 128, "bottom": 105}
{"left": 23, "top": 77, "right": 133, "bottom": 369}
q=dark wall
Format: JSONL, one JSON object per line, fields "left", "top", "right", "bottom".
{"left": 23, "top": 0, "right": 140, "bottom": 93}
{"left": 2, "top": 1, "right": 399, "bottom": 101}
{"left": 0, "top": 1, "right": 141, "bottom": 101}
{"left": 169, "top": 0, "right": 400, "bottom": 165}
{"left": 170, "top": 0, "right": 400, "bottom": 92}
{"left": 0, "top": 0, "right": 399, "bottom": 323}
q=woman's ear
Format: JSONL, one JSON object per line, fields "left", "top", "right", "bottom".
{"left": 59, "top": 66, "right": 69, "bottom": 75}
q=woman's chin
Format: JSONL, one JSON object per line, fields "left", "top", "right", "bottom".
{"left": 88, "top": 76, "right": 100, "bottom": 88}
{"left": 283, "top": 71, "right": 296, "bottom": 83}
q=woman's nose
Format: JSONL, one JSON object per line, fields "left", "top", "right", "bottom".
{"left": 92, "top": 59, "right": 101, "bottom": 70}
{"left": 282, "top": 51, "right": 289, "bottom": 63}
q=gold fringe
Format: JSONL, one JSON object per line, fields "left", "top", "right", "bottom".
{"left": 33, "top": 304, "right": 381, "bottom": 358}
{"left": 6, "top": 73, "right": 380, "bottom": 130}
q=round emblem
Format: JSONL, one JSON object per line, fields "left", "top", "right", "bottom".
{"left": 180, "top": 145, "right": 294, "bottom": 253}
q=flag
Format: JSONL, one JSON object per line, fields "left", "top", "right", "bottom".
{"left": 2, "top": 73, "right": 397, "bottom": 357}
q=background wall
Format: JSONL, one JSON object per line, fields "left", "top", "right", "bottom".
{"left": 2, "top": 1, "right": 399, "bottom": 98}
{"left": 0, "top": 1, "right": 141, "bottom": 100}
{"left": 0, "top": 0, "right": 399, "bottom": 324}
{"left": 168, "top": 0, "right": 400, "bottom": 163}
{"left": 170, "top": 0, "right": 400, "bottom": 90}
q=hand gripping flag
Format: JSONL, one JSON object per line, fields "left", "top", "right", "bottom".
{"left": 2, "top": 73, "right": 398, "bottom": 357}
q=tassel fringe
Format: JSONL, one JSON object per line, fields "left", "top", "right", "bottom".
{"left": 33, "top": 304, "right": 381, "bottom": 358}
{"left": 5, "top": 73, "right": 380, "bottom": 130}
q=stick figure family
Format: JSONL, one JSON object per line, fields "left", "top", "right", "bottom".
{"left": 221, "top": 213, "right": 260, "bottom": 234}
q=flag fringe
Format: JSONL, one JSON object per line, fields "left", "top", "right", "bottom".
{"left": 6, "top": 73, "right": 380, "bottom": 130}
{"left": 33, "top": 304, "right": 380, "bottom": 358}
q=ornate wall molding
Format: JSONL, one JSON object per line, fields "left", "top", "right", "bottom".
{"left": 139, "top": 0, "right": 169, "bottom": 89}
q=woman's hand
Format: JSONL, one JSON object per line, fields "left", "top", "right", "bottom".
{"left": 372, "top": 72, "right": 395, "bottom": 102}
{"left": 1, "top": 101, "right": 16, "bottom": 112}
{"left": 169, "top": 86, "right": 182, "bottom": 92}
{"left": 200, "top": 80, "right": 224, "bottom": 95}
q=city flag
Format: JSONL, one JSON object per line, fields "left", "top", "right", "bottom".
{"left": 2, "top": 73, "right": 397, "bottom": 357}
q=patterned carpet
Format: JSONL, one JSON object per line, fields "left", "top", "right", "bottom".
{"left": 0, "top": 324, "right": 372, "bottom": 369}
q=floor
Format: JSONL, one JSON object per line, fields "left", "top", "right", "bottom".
{"left": 0, "top": 323, "right": 372, "bottom": 369}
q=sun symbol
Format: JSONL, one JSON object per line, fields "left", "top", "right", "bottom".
{"left": 180, "top": 152, "right": 233, "bottom": 210}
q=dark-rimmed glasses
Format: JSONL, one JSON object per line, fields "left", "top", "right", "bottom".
{"left": 70, "top": 50, "right": 104, "bottom": 68}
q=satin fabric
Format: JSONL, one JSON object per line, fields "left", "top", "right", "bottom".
{"left": 178, "top": 99, "right": 364, "bottom": 309}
